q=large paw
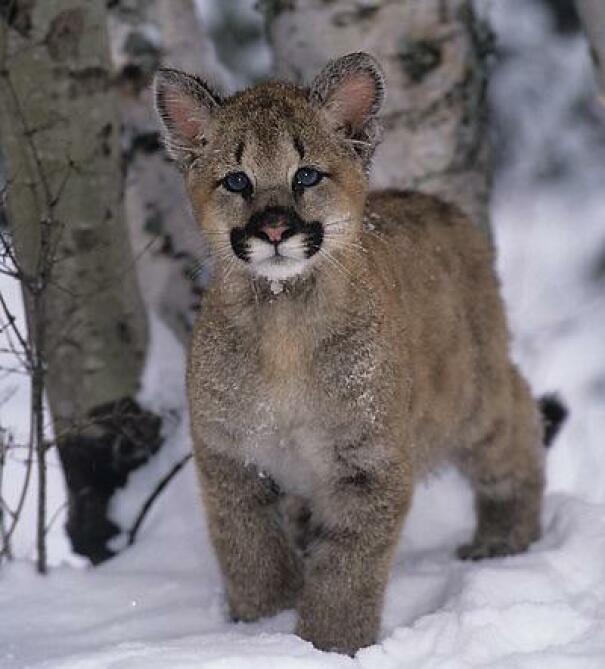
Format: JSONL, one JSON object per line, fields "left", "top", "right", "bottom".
{"left": 228, "top": 585, "right": 300, "bottom": 623}
{"left": 227, "top": 560, "right": 303, "bottom": 623}
{"left": 456, "top": 536, "right": 531, "bottom": 561}
{"left": 296, "top": 618, "right": 376, "bottom": 656}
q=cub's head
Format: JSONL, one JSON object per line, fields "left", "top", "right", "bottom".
{"left": 154, "top": 53, "right": 384, "bottom": 283}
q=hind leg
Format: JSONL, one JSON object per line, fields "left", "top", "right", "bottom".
{"left": 456, "top": 374, "right": 545, "bottom": 560}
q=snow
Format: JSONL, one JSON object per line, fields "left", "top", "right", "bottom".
{"left": 3, "top": 1, "right": 605, "bottom": 667}
{"left": 3, "top": 466, "right": 605, "bottom": 667}
{"left": 270, "top": 280, "right": 284, "bottom": 295}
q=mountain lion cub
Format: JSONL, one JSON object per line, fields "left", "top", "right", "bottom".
{"left": 155, "top": 53, "right": 551, "bottom": 655}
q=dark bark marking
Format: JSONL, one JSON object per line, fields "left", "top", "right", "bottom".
{"left": 397, "top": 39, "right": 443, "bottom": 84}
{"left": 97, "top": 123, "right": 113, "bottom": 157}
{"left": 67, "top": 67, "right": 111, "bottom": 98}
{"left": 144, "top": 206, "right": 164, "bottom": 236}
{"left": 123, "top": 130, "right": 162, "bottom": 166}
{"left": 116, "top": 319, "right": 133, "bottom": 345}
{"left": 123, "top": 30, "right": 162, "bottom": 76}
{"left": 591, "top": 243, "right": 605, "bottom": 283}
{"left": 99, "top": 122, "right": 112, "bottom": 138}
{"left": 46, "top": 8, "right": 85, "bottom": 62}
{"left": 258, "top": 0, "right": 296, "bottom": 22}
{"left": 72, "top": 227, "right": 99, "bottom": 253}
{"left": 118, "top": 64, "right": 147, "bottom": 94}
{"left": 438, "top": 0, "right": 449, "bottom": 23}
{"left": 332, "top": 5, "right": 380, "bottom": 28}
{"left": 456, "top": 3, "right": 494, "bottom": 170}
{"left": 589, "top": 46, "right": 601, "bottom": 70}
{"left": 0, "top": 0, "right": 34, "bottom": 37}
{"left": 58, "top": 397, "right": 163, "bottom": 564}
{"left": 543, "top": 0, "right": 581, "bottom": 34}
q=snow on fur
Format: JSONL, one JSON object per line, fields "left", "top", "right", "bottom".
{"left": 2, "top": 1, "right": 605, "bottom": 667}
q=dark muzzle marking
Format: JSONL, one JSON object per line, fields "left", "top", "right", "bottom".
{"left": 230, "top": 206, "right": 324, "bottom": 261}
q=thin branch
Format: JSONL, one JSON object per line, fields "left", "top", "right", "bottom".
{"left": 0, "top": 290, "right": 29, "bottom": 355}
{"left": 1, "top": 70, "right": 54, "bottom": 229}
{"left": 0, "top": 495, "right": 16, "bottom": 519}
{"left": 44, "top": 501, "right": 66, "bottom": 536}
{"left": 0, "top": 266, "right": 20, "bottom": 278}
{"left": 0, "top": 228, "right": 21, "bottom": 268}
{"left": 127, "top": 453, "right": 192, "bottom": 546}
{"left": 0, "top": 427, "right": 11, "bottom": 560}
{"left": 0, "top": 41, "right": 53, "bottom": 575}
{"left": 0, "top": 364, "right": 27, "bottom": 374}
{"left": 0, "top": 436, "right": 34, "bottom": 560}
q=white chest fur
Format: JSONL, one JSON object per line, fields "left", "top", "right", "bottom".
{"left": 232, "top": 304, "right": 333, "bottom": 494}
{"left": 238, "top": 396, "right": 333, "bottom": 497}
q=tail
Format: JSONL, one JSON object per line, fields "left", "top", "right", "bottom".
{"left": 538, "top": 393, "right": 568, "bottom": 447}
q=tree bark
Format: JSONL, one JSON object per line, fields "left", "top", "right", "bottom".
{"left": 576, "top": 0, "right": 605, "bottom": 102}
{"left": 263, "top": 0, "right": 493, "bottom": 236}
{"left": 0, "top": 1, "right": 160, "bottom": 563}
{"left": 108, "top": 0, "right": 232, "bottom": 343}
{"left": 0, "top": 0, "right": 148, "bottom": 429}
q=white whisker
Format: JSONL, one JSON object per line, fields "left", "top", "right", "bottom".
{"left": 318, "top": 248, "right": 353, "bottom": 282}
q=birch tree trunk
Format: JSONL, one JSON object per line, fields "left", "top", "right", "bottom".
{"left": 108, "top": 0, "right": 232, "bottom": 343}
{"left": 0, "top": 1, "right": 159, "bottom": 563}
{"left": 576, "top": 0, "right": 605, "bottom": 101}
{"left": 263, "top": 0, "right": 493, "bottom": 236}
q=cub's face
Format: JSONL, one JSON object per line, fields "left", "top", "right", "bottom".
{"left": 184, "top": 86, "right": 369, "bottom": 283}
{"left": 155, "top": 54, "right": 384, "bottom": 283}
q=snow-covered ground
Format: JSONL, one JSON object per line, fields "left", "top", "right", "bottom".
{"left": 2, "top": 1, "right": 605, "bottom": 667}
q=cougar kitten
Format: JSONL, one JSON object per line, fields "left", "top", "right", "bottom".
{"left": 154, "top": 52, "right": 557, "bottom": 655}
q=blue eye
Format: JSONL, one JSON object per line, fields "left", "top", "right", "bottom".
{"left": 223, "top": 171, "right": 251, "bottom": 193}
{"left": 294, "top": 167, "right": 323, "bottom": 189}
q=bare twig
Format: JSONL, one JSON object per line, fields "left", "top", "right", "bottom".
{"left": 45, "top": 501, "right": 67, "bottom": 536}
{"left": 0, "top": 426, "right": 12, "bottom": 561}
{"left": 0, "top": 55, "right": 56, "bottom": 575}
{"left": 127, "top": 453, "right": 192, "bottom": 546}
{"left": 0, "top": 364, "right": 27, "bottom": 374}
{"left": 0, "top": 433, "right": 34, "bottom": 561}
{"left": 0, "top": 290, "right": 30, "bottom": 357}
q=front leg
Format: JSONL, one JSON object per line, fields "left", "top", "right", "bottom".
{"left": 297, "top": 449, "right": 411, "bottom": 655}
{"left": 196, "top": 447, "right": 303, "bottom": 622}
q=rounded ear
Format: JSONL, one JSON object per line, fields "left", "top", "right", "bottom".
{"left": 309, "top": 52, "right": 385, "bottom": 153}
{"left": 153, "top": 68, "right": 221, "bottom": 167}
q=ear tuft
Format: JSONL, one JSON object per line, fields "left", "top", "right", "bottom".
{"left": 310, "top": 52, "right": 385, "bottom": 165}
{"left": 153, "top": 68, "right": 221, "bottom": 167}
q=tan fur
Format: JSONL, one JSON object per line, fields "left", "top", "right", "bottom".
{"left": 155, "top": 55, "right": 545, "bottom": 656}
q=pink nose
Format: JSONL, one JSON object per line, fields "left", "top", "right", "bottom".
{"left": 261, "top": 223, "right": 287, "bottom": 243}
